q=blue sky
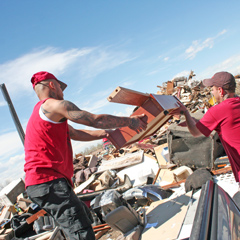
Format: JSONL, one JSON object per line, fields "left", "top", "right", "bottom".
{"left": 1, "top": 1, "right": 240, "bottom": 186}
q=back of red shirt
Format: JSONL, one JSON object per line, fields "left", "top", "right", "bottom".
{"left": 24, "top": 99, "right": 73, "bottom": 187}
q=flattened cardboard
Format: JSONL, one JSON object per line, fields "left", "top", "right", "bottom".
{"left": 141, "top": 192, "right": 192, "bottom": 240}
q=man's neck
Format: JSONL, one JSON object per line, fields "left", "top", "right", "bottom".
{"left": 38, "top": 92, "right": 57, "bottom": 101}
{"left": 222, "top": 93, "right": 238, "bottom": 101}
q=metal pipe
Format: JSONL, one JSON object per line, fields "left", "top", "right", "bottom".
{"left": 0, "top": 83, "right": 25, "bottom": 145}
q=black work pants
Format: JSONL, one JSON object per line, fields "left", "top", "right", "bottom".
{"left": 26, "top": 178, "right": 95, "bottom": 240}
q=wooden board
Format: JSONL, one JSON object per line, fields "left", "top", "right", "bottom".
{"left": 97, "top": 150, "right": 144, "bottom": 173}
{"left": 107, "top": 86, "right": 150, "bottom": 106}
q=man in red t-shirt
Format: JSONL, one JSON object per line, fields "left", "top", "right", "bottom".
{"left": 25, "top": 71, "right": 147, "bottom": 240}
{"left": 171, "top": 71, "right": 240, "bottom": 183}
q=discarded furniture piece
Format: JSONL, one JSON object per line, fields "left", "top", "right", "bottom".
{"left": 0, "top": 178, "right": 25, "bottom": 206}
{"left": 91, "top": 189, "right": 143, "bottom": 234}
{"left": 167, "top": 112, "right": 224, "bottom": 169}
{"left": 190, "top": 180, "right": 240, "bottom": 240}
{"left": 105, "top": 206, "right": 140, "bottom": 234}
{"left": 107, "top": 86, "right": 179, "bottom": 149}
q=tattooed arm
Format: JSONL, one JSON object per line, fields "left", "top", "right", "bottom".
{"left": 56, "top": 100, "right": 147, "bottom": 132}
{"left": 68, "top": 125, "right": 109, "bottom": 141}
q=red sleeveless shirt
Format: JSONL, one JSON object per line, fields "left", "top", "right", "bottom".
{"left": 24, "top": 99, "right": 73, "bottom": 187}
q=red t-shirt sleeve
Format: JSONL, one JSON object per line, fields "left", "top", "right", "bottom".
{"left": 196, "top": 107, "right": 219, "bottom": 137}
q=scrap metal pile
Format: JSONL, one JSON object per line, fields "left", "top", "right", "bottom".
{"left": 1, "top": 71, "right": 240, "bottom": 240}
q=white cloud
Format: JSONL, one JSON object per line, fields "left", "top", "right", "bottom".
{"left": 71, "top": 139, "right": 102, "bottom": 156}
{"left": 113, "top": 106, "right": 135, "bottom": 117}
{"left": 198, "top": 54, "right": 240, "bottom": 80}
{"left": 84, "top": 98, "right": 111, "bottom": 113}
{"left": 77, "top": 49, "right": 136, "bottom": 80}
{"left": 122, "top": 81, "right": 136, "bottom": 87}
{"left": 185, "top": 29, "right": 227, "bottom": 60}
{"left": 172, "top": 70, "right": 191, "bottom": 80}
{"left": 0, "top": 131, "right": 23, "bottom": 158}
{"left": 0, "top": 101, "right": 7, "bottom": 107}
{"left": 0, "top": 46, "right": 135, "bottom": 101}
{"left": 0, "top": 153, "right": 25, "bottom": 185}
{"left": 164, "top": 57, "right": 169, "bottom": 61}
{"left": 0, "top": 47, "right": 94, "bottom": 98}
{"left": 73, "top": 87, "right": 113, "bottom": 113}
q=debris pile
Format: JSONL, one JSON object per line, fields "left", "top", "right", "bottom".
{"left": 1, "top": 71, "right": 240, "bottom": 240}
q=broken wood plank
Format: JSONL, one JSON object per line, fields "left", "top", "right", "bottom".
{"left": 26, "top": 209, "right": 47, "bottom": 224}
{"left": 152, "top": 168, "right": 161, "bottom": 185}
{"left": 93, "top": 226, "right": 111, "bottom": 232}
{"left": 211, "top": 166, "right": 232, "bottom": 175}
{"left": 107, "top": 86, "right": 150, "bottom": 106}
{"left": 74, "top": 173, "right": 97, "bottom": 194}
{"left": 97, "top": 150, "right": 144, "bottom": 173}
{"left": 161, "top": 179, "right": 186, "bottom": 190}
{"left": 0, "top": 206, "right": 11, "bottom": 224}
{"left": 85, "top": 155, "right": 98, "bottom": 168}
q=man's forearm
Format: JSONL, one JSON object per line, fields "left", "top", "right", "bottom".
{"left": 69, "top": 126, "right": 108, "bottom": 141}
{"left": 60, "top": 100, "right": 145, "bottom": 131}
{"left": 92, "top": 114, "right": 135, "bottom": 129}
{"left": 61, "top": 101, "right": 131, "bottom": 129}
{"left": 183, "top": 110, "right": 202, "bottom": 137}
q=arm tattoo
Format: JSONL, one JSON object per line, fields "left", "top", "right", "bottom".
{"left": 60, "top": 100, "right": 95, "bottom": 124}
{"left": 92, "top": 115, "right": 130, "bottom": 129}
{"left": 129, "top": 118, "right": 140, "bottom": 130}
{"left": 60, "top": 101, "right": 133, "bottom": 129}
{"left": 42, "top": 107, "right": 50, "bottom": 115}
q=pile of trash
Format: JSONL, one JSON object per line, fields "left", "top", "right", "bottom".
{"left": 1, "top": 71, "right": 240, "bottom": 240}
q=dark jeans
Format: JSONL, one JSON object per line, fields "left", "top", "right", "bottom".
{"left": 26, "top": 178, "right": 96, "bottom": 240}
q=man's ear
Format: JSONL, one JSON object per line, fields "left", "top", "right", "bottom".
{"left": 219, "top": 87, "right": 225, "bottom": 97}
{"left": 49, "top": 81, "right": 55, "bottom": 90}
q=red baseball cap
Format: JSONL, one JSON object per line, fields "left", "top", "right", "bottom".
{"left": 31, "top": 71, "right": 67, "bottom": 91}
{"left": 202, "top": 71, "right": 236, "bottom": 89}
